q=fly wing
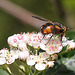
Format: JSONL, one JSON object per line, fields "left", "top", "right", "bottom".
{"left": 32, "top": 16, "right": 54, "bottom": 24}
{"left": 32, "top": 16, "right": 47, "bottom": 21}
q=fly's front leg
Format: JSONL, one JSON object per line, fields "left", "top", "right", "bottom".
{"left": 40, "top": 35, "right": 45, "bottom": 43}
{"left": 45, "top": 34, "right": 54, "bottom": 45}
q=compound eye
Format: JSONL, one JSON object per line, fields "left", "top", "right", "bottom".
{"left": 40, "top": 25, "right": 44, "bottom": 29}
{"left": 41, "top": 26, "right": 43, "bottom": 29}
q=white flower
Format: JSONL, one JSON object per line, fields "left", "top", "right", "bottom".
{"left": 34, "top": 52, "right": 49, "bottom": 64}
{"left": 27, "top": 55, "right": 36, "bottom": 66}
{"left": 67, "top": 41, "right": 75, "bottom": 50}
{"left": 0, "top": 49, "right": 9, "bottom": 65}
{"left": 27, "top": 32, "right": 43, "bottom": 48}
{"left": 35, "top": 63, "right": 46, "bottom": 71}
{"left": 46, "top": 61, "right": 54, "bottom": 68}
{"left": 26, "top": 51, "right": 55, "bottom": 71}
{"left": 40, "top": 37, "right": 62, "bottom": 55}
{"left": 62, "top": 36, "right": 68, "bottom": 42}
{"left": 5, "top": 56, "right": 16, "bottom": 64}
{"left": 0, "top": 58, "right": 6, "bottom": 65}
{"left": 18, "top": 42, "right": 27, "bottom": 51}
{"left": 22, "top": 32, "right": 30, "bottom": 44}
{"left": 10, "top": 50, "right": 19, "bottom": 59}
{"left": 5, "top": 50, "right": 19, "bottom": 64}
{"left": 46, "top": 46, "right": 62, "bottom": 55}
{"left": 62, "top": 40, "right": 74, "bottom": 47}
{"left": 0, "top": 48, "right": 19, "bottom": 65}
{"left": 0, "top": 49, "right": 9, "bottom": 57}
{"left": 62, "top": 36, "right": 74, "bottom": 47}
{"left": 7, "top": 34, "right": 20, "bottom": 47}
{"left": 7, "top": 34, "right": 24, "bottom": 47}
{"left": 27, "top": 52, "right": 51, "bottom": 70}
{"left": 40, "top": 43, "right": 46, "bottom": 50}
{"left": 18, "top": 51, "right": 29, "bottom": 61}
{"left": 39, "top": 52, "right": 50, "bottom": 60}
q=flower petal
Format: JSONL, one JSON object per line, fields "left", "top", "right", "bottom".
{"left": 35, "top": 63, "right": 46, "bottom": 71}
{"left": 0, "top": 58, "right": 6, "bottom": 65}
{"left": 27, "top": 55, "right": 35, "bottom": 66}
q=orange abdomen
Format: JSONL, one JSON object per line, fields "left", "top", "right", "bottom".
{"left": 41, "top": 25, "right": 54, "bottom": 34}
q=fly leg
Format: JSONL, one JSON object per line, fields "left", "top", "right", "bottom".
{"left": 59, "top": 34, "right": 64, "bottom": 46}
{"left": 40, "top": 35, "right": 45, "bottom": 43}
{"left": 45, "top": 34, "right": 54, "bottom": 45}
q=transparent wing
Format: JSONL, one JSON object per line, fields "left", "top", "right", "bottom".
{"left": 32, "top": 16, "right": 54, "bottom": 24}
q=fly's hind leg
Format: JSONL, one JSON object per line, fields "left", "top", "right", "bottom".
{"left": 59, "top": 34, "right": 64, "bottom": 46}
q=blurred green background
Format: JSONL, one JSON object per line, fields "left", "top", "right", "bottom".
{"left": 0, "top": 0, "right": 75, "bottom": 75}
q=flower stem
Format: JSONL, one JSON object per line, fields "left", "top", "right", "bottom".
{"left": 33, "top": 69, "right": 38, "bottom": 75}
{"left": 27, "top": 64, "right": 33, "bottom": 75}
{"left": 2, "top": 65, "right": 12, "bottom": 75}
{"left": 42, "top": 69, "right": 46, "bottom": 75}
{"left": 36, "top": 71, "right": 42, "bottom": 75}
{"left": 13, "top": 62, "right": 26, "bottom": 74}
{"left": 5, "top": 65, "right": 12, "bottom": 75}
{"left": 20, "top": 61, "right": 28, "bottom": 73}
{"left": 20, "top": 61, "right": 33, "bottom": 75}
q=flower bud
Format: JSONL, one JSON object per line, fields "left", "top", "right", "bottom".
{"left": 46, "top": 61, "right": 54, "bottom": 68}
{"left": 51, "top": 54, "right": 58, "bottom": 60}
{"left": 67, "top": 42, "right": 75, "bottom": 50}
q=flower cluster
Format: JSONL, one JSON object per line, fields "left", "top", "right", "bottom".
{"left": 0, "top": 48, "right": 18, "bottom": 65}
{"left": 0, "top": 32, "right": 75, "bottom": 71}
{"left": 27, "top": 52, "right": 57, "bottom": 70}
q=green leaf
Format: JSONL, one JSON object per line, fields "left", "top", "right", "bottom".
{"left": 0, "top": 69, "right": 9, "bottom": 75}
{"left": 62, "top": 55, "right": 75, "bottom": 72}
{"left": 51, "top": 55, "right": 75, "bottom": 75}
{"left": 66, "top": 30, "right": 75, "bottom": 40}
